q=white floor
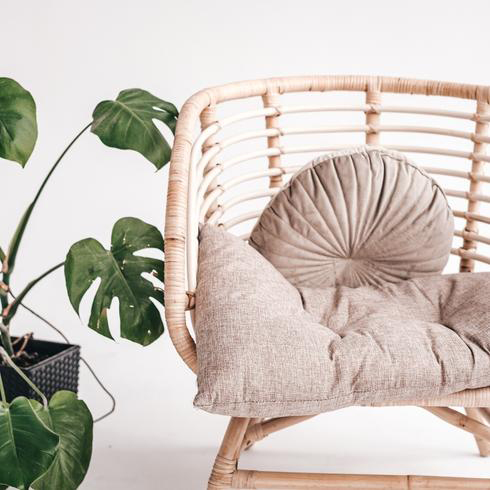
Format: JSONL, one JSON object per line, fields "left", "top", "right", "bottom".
{"left": 79, "top": 341, "right": 490, "bottom": 489}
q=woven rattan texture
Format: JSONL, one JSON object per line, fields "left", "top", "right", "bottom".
{"left": 0, "top": 342, "right": 80, "bottom": 402}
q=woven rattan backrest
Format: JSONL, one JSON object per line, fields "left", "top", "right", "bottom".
{"left": 164, "top": 75, "right": 490, "bottom": 372}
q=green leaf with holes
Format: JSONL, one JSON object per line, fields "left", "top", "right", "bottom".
{"left": 91, "top": 88, "right": 178, "bottom": 170}
{"left": 32, "top": 391, "right": 93, "bottom": 490}
{"left": 64, "top": 217, "right": 164, "bottom": 345}
{"left": 0, "top": 78, "right": 37, "bottom": 166}
{"left": 0, "top": 398, "right": 59, "bottom": 490}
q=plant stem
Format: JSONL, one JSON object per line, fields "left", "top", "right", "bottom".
{"left": 23, "top": 121, "right": 93, "bottom": 227}
{"left": 0, "top": 323, "right": 14, "bottom": 357}
{"left": 0, "top": 290, "right": 8, "bottom": 315}
{"left": 3, "top": 261, "right": 64, "bottom": 324}
{"left": 1, "top": 122, "right": 91, "bottom": 354}
{"left": 0, "top": 347, "right": 48, "bottom": 408}
{"left": 0, "top": 285, "right": 14, "bottom": 355}
{"left": 0, "top": 372, "right": 6, "bottom": 404}
{"left": 1, "top": 261, "right": 64, "bottom": 353}
{"left": 4, "top": 122, "right": 92, "bottom": 278}
{"left": 13, "top": 296, "right": 116, "bottom": 422}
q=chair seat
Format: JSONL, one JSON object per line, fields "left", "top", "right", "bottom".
{"left": 194, "top": 225, "right": 490, "bottom": 418}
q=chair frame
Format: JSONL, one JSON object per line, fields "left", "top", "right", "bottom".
{"left": 164, "top": 75, "right": 490, "bottom": 489}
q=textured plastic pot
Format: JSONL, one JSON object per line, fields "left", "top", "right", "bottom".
{"left": 0, "top": 337, "right": 80, "bottom": 402}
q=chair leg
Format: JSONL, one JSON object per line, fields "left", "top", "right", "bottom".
{"left": 465, "top": 408, "right": 490, "bottom": 457}
{"left": 242, "top": 418, "right": 263, "bottom": 451}
{"left": 232, "top": 471, "right": 490, "bottom": 489}
{"left": 478, "top": 408, "right": 490, "bottom": 424}
{"left": 206, "top": 412, "right": 490, "bottom": 489}
{"left": 241, "top": 415, "right": 316, "bottom": 452}
{"left": 423, "top": 406, "right": 490, "bottom": 442}
{"left": 208, "top": 417, "right": 250, "bottom": 489}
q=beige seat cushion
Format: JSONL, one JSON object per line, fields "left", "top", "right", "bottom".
{"left": 194, "top": 225, "right": 490, "bottom": 417}
{"left": 249, "top": 146, "right": 454, "bottom": 288}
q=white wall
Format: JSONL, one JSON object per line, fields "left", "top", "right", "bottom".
{"left": 2, "top": 1, "right": 490, "bottom": 488}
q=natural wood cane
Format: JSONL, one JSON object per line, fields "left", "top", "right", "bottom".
{"left": 460, "top": 100, "right": 490, "bottom": 457}
{"left": 208, "top": 415, "right": 490, "bottom": 489}
{"left": 423, "top": 407, "right": 490, "bottom": 441}
{"left": 365, "top": 87, "right": 381, "bottom": 145}
{"left": 262, "top": 91, "right": 284, "bottom": 189}
{"left": 466, "top": 408, "right": 490, "bottom": 456}
{"left": 208, "top": 417, "right": 250, "bottom": 489}
{"left": 165, "top": 75, "right": 490, "bottom": 489}
{"left": 200, "top": 105, "right": 220, "bottom": 218}
{"left": 242, "top": 418, "right": 263, "bottom": 451}
{"left": 241, "top": 415, "right": 316, "bottom": 452}
{"left": 165, "top": 75, "right": 490, "bottom": 374}
{"left": 233, "top": 470, "right": 490, "bottom": 489}
{"left": 460, "top": 100, "right": 490, "bottom": 272}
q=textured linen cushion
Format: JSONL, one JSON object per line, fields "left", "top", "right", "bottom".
{"left": 249, "top": 146, "right": 454, "bottom": 288}
{"left": 194, "top": 225, "right": 490, "bottom": 417}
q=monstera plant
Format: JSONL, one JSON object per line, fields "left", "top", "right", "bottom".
{"left": 0, "top": 77, "right": 178, "bottom": 488}
{"left": 0, "top": 350, "right": 93, "bottom": 490}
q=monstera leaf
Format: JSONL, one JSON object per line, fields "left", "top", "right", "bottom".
{"left": 32, "top": 391, "right": 93, "bottom": 490}
{"left": 65, "top": 217, "right": 164, "bottom": 345}
{"left": 0, "top": 398, "right": 59, "bottom": 490}
{"left": 0, "top": 78, "right": 37, "bottom": 166}
{"left": 91, "top": 88, "right": 178, "bottom": 170}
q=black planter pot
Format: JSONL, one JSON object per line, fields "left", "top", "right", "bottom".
{"left": 0, "top": 337, "right": 80, "bottom": 403}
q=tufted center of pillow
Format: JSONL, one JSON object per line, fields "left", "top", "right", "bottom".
{"left": 249, "top": 146, "right": 454, "bottom": 288}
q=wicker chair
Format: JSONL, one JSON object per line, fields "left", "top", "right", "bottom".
{"left": 164, "top": 75, "right": 490, "bottom": 489}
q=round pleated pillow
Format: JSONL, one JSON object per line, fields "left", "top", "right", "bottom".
{"left": 249, "top": 146, "right": 454, "bottom": 288}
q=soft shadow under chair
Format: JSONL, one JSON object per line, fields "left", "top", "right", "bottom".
{"left": 164, "top": 75, "right": 490, "bottom": 489}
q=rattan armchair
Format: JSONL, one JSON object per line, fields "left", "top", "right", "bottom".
{"left": 164, "top": 75, "right": 490, "bottom": 489}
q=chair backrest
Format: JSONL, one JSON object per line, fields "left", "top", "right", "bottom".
{"left": 164, "top": 75, "right": 490, "bottom": 372}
